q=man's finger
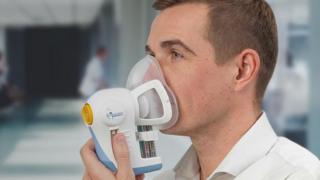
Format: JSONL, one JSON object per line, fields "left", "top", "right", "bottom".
{"left": 80, "top": 139, "right": 115, "bottom": 180}
{"left": 112, "top": 133, "right": 135, "bottom": 179}
{"left": 82, "top": 170, "right": 92, "bottom": 180}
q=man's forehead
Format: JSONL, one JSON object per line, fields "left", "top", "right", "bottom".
{"left": 153, "top": 3, "right": 208, "bottom": 28}
{"left": 148, "top": 3, "right": 209, "bottom": 46}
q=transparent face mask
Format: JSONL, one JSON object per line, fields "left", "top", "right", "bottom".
{"left": 126, "top": 55, "right": 179, "bottom": 130}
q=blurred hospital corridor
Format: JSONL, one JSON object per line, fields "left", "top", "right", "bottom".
{"left": 0, "top": 99, "right": 87, "bottom": 180}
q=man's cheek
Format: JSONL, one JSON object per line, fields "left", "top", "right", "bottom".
{"left": 169, "top": 80, "right": 185, "bottom": 104}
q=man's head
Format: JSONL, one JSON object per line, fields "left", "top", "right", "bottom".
{"left": 147, "top": 0, "right": 278, "bottom": 135}
{"left": 96, "top": 47, "right": 107, "bottom": 61}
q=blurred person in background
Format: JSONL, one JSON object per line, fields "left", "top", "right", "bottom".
{"left": 0, "top": 51, "right": 10, "bottom": 108}
{"left": 0, "top": 51, "right": 24, "bottom": 109}
{"left": 264, "top": 51, "right": 309, "bottom": 144}
{"left": 79, "top": 47, "right": 108, "bottom": 100}
{"left": 0, "top": 51, "right": 8, "bottom": 89}
{"left": 80, "top": 0, "right": 320, "bottom": 180}
{"left": 279, "top": 52, "right": 309, "bottom": 146}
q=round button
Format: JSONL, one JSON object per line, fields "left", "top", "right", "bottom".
{"left": 81, "top": 103, "right": 93, "bottom": 125}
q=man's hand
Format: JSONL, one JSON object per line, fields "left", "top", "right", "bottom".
{"left": 80, "top": 133, "right": 144, "bottom": 180}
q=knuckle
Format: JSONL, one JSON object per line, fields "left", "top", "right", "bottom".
{"left": 80, "top": 144, "right": 87, "bottom": 158}
{"left": 117, "top": 151, "right": 129, "bottom": 161}
{"left": 90, "top": 171, "right": 104, "bottom": 180}
{"left": 117, "top": 172, "right": 135, "bottom": 180}
{"left": 90, "top": 174, "right": 99, "bottom": 179}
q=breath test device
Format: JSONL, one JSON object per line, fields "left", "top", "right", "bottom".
{"left": 81, "top": 55, "right": 179, "bottom": 175}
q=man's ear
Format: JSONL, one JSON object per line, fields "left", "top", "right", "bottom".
{"left": 233, "top": 49, "right": 260, "bottom": 91}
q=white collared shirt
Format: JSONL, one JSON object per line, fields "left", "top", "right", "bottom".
{"left": 154, "top": 113, "right": 320, "bottom": 180}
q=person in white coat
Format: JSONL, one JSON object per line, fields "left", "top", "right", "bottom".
{"left": 79, "top": 47, "right": 108, "bottom": 100}
{"left": 0, "top": 51, "right": 11, "bottom": 108}
{"left": 80, "top": 0, "right": 320, "bottom": 180}
{"left": 0, "top": 51, "right": 8, "bottom": 91}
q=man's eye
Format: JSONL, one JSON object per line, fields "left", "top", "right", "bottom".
{"left": 171, "top": 50, "right": 184, "bottom": 61}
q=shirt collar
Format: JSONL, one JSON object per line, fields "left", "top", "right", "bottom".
{"left": 208, "top": 112, "right": 277, "bottom": 178}
{"left": 174, "top": 112, "right": 278, "bottom": 180}
{"left": 174, "top": 146, "right": 200, "bottom": 179}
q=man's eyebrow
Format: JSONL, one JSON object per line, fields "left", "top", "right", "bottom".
{"left": 161, "top": 39, "right": 196, "bottom": 55}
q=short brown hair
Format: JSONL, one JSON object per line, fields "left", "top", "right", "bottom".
{"left": 153, "top": 0, "right": 278, "bottom": 102}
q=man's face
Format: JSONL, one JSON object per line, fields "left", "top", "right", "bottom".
{"left": 146, "top": 3, "right": 234, "bottom": 135}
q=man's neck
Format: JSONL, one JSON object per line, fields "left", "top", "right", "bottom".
{"left": 190, "top": 109, "right": 262, "bottom": 179}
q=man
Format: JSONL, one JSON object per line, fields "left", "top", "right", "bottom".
{"left": 0, "top": 51, "right": 8, "bottom": 91}
{"left": 80, "top": 0, "right": 320, "bottom": 179}
{"left": 0, "top": 51, "right": 11, "bottom": 108}
{"left": 79, "top": 47, "right": 108, "bottom": 100}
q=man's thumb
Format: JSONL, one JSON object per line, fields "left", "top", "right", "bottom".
{"left": 112, "top": 133, "right": 134, "bottom": 177}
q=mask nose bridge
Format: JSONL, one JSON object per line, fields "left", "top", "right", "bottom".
{"left": 147, "top": 55, "right": 168, "bottom": 81}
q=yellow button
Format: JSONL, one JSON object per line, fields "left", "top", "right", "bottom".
{"left": 82, "top": 103, "right": 93, "bottom": 125}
